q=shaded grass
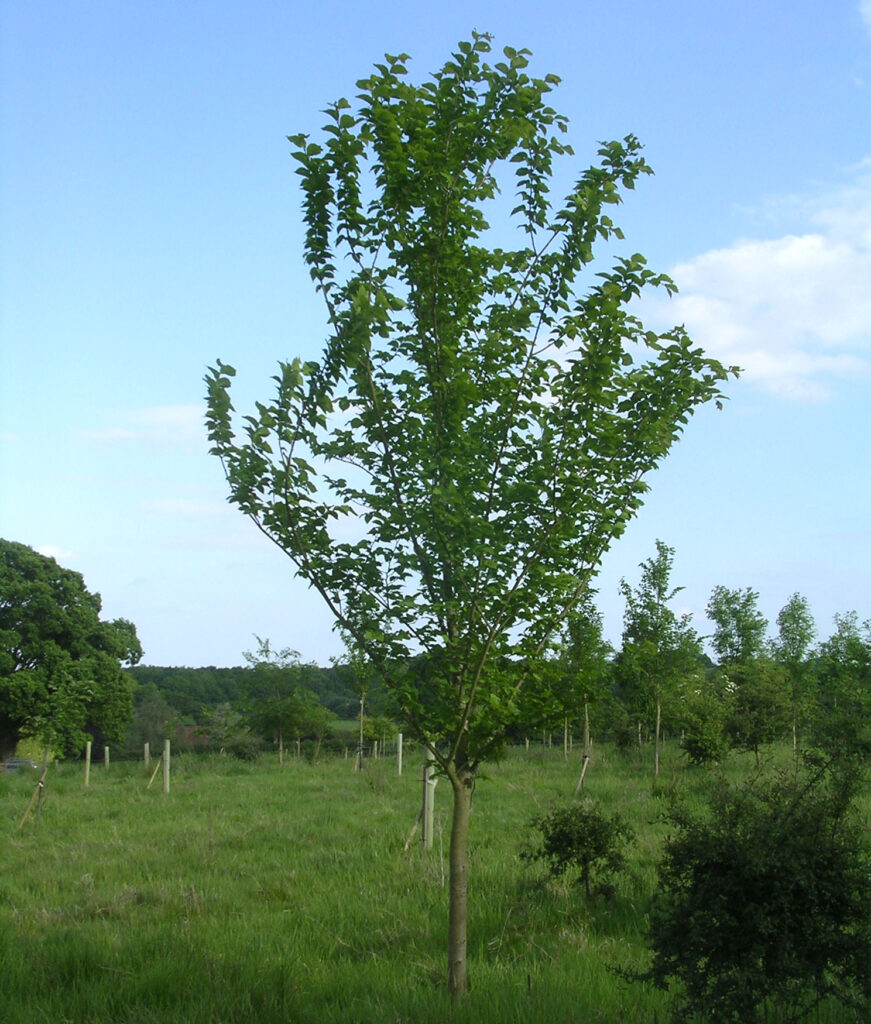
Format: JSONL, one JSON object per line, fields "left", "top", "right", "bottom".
{"left": 0, "top": 743, "right": 861, "bottom": 1022}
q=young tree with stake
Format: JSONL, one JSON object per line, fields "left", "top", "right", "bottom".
{"left": 206, "top": 35, "right": 736, "bottom": 997}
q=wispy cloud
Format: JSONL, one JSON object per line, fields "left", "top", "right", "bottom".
{"left": 82, "top": 405, "right": 206, "bottom": 446}
{"left": 37, "top": 544, "right": 76, "bottom": 562}
{"left": 646, "top": 166, "right": 871, "bottom": 400}
{"left": 861, "top": 0, "right": 871, "bottom": 35}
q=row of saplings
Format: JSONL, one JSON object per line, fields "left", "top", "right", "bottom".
{"left": 524, "top": 748, "right": 871, "bottom": 1023}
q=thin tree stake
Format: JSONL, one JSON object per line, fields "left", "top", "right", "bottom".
{"left": 573, "top": 754, "right": 591, "bottom": 796}
{"left": 19, "top": 749, "right": 50, "bottom": 829}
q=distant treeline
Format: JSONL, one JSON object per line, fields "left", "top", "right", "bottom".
{"left": 126, "top": 663, "right": 363, "bottom": 723}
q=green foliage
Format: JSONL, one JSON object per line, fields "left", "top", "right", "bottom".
{"left": 615, "top": 541, "right": 703, "bottom": 773}
{"left": 810, "top": 612, "right": 871, "bottom": 761}
{"left": 205, "top": 35, "right": 736, "bottom": 774}
{"left": 199, "top": 702, "right": 258, "bottom": 757}
{"left": 524, "top": 798, "right": 635, "bottom": 897}
{"left": 534, "top": 592, "right": 612, "bottom": 742}
{"left": 241, "top": 636, "right": 336, "bottom": 750}
{"left": 724, "top": 658, "right": 792, "bottom": 763}
{"left": 707, "top": 585, "right": 768, "bottom": 665}
{"left": 649, "top": 760, "right": 871, "bottom": 1022}
{"left": 0, "top": 538, "right": 142, "bottom": 758}
{"left": 678, "top": 674, "right": 731, "bottom": 765}
{"left": 122, "top": 687, "right": 179, "bottom": 755}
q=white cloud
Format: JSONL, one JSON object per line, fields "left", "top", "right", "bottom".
{"left": 861, "top": 0, "right": 871, "bottom": 34}
{"left": 37, "top": 544, "right": 76, "bottom": 562}
{"left": 646, "top": 167, "right": 871, "bottom": 400}
{"left": 82, "top": 404, "right": 206, "bottom": 446}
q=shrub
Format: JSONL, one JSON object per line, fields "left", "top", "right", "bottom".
{"left": 679, "top": 680, "right": 731, "bottom": 766}
{"left": 524, "top": 799, "right": 635, "bottom": 897}
{"left": 648, "top": 760, "right": 871, "bottom": 1022}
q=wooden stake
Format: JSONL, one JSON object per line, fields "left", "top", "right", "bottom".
{"left": 573, "top": 754, "right": 591, "bottom": 796}
{"left": 162, "top": 739, "right": 170, "bottom": 794}
{"left": 19, "top": 750, "right": 50, "bottom": 829}
{"left": 84, "top": 740, "right": 92, "bottom": 788}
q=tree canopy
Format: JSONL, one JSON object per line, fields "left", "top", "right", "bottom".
{"left": 0, "top": 539, "right": 142, "bottom": 759}
{"left": 206, "top": 34, "right": 736, "bottom": 995}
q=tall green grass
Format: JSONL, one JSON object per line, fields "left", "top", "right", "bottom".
{"left": 0, "top": 743, "right": 862, "bottom": 1022}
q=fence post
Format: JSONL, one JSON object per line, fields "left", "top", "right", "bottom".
{"left": 104, "top": 745, "right": 110, "bottom": 769}
{"left": 162, "top": 739, "right": 170, "bottom": 794}
{"left": 397, "top": 732, "right": 403, "bottom": 777}
{"left": 84, "top": 740, "right": 92, "bottom": 788}
{"left": 144, "top": 741, "right": 150, "bottom": 768}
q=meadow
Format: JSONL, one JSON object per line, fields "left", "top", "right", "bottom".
{"left": 0, "top": 743, "right": 863, "bottom": 1023}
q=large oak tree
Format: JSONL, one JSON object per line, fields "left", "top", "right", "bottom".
{"left": 0, "top": 539, "right": 142, "bottom": 759}
{"left": 206, "top": 35, "right": 735, "bottom": 996}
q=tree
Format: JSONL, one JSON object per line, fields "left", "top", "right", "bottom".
{"left": 706, "top": 586, "right": 791, "bottom": 763}
{"left": 615, "top": 541, "right": 704, "bottom": 776}
{"left": 724, "top": 658, "right": 791, "bottom": 766}
{"left": 556, "top": 592, "right": 612, "bottom": 764}
{"left": 772, "top": 592, "right": 816, "bottom": 751}
{"left": 811, "top": 612, "right": 871, "bottom": 761}
{"left": 123, "top": 686, "right": 179, "bottom": 756}
{"left": 205, "top": 35, "right": 735, "bottom": 996}
{"left": 707, "top": 585, "right": 768, "bottom": 665}
{"left": 199, "top": 702, "right": 257, "bottom": 757}
{"left": 243, "top": 636, "right": 307, "bottom": 763}
{"left": 0, "top": 539, "right": 142, "bottom": 759}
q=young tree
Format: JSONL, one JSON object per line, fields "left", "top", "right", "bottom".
{"left": 559, "top": 593, "right": 612, "bottom": 764}
{"left": 772, "top": 592, "right": 816, "bottom": 752}
{"left": 0, "top": 539, "right": 142, "bottom": 759}
{"left": 615, "top": 541, "right": 703, "bottom": 777}
{"left": 707, "top": 585, "right": 768, "bottom": 665}
{"left": 205, "top": 36, "right": 735, "bottom": 995}
{"left": 811, "top": 612, "right": 871, "bottom": 761}
{"left": 707, "top": 586, "right": 790, "bottom": 763}
{"left": 243, "top": 636, "right": 306, "bottom": 763}
{"left": 123, "top": 686, "right": 179, "bottom": 756}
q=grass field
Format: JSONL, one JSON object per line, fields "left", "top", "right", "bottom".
{"left": 0, "top": 742, "right": 864, "bottom": 1023}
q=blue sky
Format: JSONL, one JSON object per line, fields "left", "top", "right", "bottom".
{"left": 2, "top": 0, "right": 869, "bottom": 667}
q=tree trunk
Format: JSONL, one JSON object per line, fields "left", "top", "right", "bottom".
{"left": 583, "top": 697, "right": 591, "bottom": 759}
{"left": 563, "top": 716, "right": 569, "bottom": 761}
{"left": 654, "top": 697, "right": 662, "bottom": 777}
{"left": 357, "top": 691, "right": 365, "bottom": 771}
{"left": 448, "top": 768, "right": 473, "bottom": 999}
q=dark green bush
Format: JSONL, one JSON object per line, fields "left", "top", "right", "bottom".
{"left": 649, "top": 761, "right": 871, "bottom": 1022}
{"left": 524, "top": 799, "right": 634, "bottom": 897}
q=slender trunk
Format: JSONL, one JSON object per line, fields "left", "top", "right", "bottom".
{"left": 358, "top": 691, "right": 365, "bottom": 771}
{"left": 563, "top": 716, "right": 569, "bottom": 761}
{"left": 278, "top": 729, "right": 284, "bottom": 766}
{"left": 448, "top": 768, "right": 474, "bottom": 1000}
{"left": 583, "top": 697, "right": 591, "bottom": 759}
{"left": 654, "top": 698, "right": 661, "bottom": 777}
